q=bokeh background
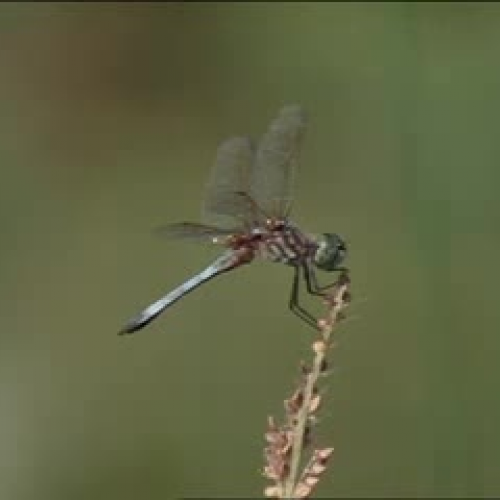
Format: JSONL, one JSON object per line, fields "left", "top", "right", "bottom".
{"left": 2, "top": 3, "right": 500, "bottom": 499}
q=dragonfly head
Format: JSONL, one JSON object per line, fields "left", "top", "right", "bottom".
{"left": 313, "top": 233, "right": 347, "bottom": 271}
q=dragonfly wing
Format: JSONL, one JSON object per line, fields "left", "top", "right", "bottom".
{"left": 202, "top": 136, "right": 256, "bottom": 229}
{"left": 154, "top": 222, "right": 237, "bottom": 244}
{"left": 251, "top": 105, "right": 307, "bottom": 219}
{"left": 119, "top": 250, "right": 240, "bottom": 334}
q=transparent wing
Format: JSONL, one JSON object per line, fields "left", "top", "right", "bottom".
{"left": 250, "top": 105, "right": 307, "bottom": 219}
{"left": 201, "top": 136, "right": 256, "bottom": 229}
{"left": 154, "top": 222, "right": 237, "bottom": 244}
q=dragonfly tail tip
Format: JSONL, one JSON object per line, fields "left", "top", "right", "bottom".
{"left": 118, "top": 323, "right": 140, "bottom": 336}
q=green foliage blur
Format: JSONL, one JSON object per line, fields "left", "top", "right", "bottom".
{"left": 2, "top": 3, "right": 500, "bottom": 498}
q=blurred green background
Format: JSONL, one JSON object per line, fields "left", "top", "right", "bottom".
{"left": 2, "top": 3, "right": 500, "bottom": 499}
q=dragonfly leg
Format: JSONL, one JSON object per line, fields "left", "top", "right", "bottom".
{"left": 304, "top": 264, "right": 348, "bottom": 295}
{"left": 289, "top": 266, "right": 320, "bottom": 330}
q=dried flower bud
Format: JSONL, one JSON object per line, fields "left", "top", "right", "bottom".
{"left": 319, "top": 358, "right": 328, "bottom": 372}
{"left": 317, "top": 318, "right": 328, "bottom": 329}
{"left": 264, "top": 485, "right": 282, "bottom": 498}
{"left": 316, "top": 447, "right": 334, "bottom": 462}
{"left": 309, "top": 394, "right": 321, "bottom": 413}
{"left": 293, "top": 482, "right": 312, "bottom": 499}
{"left": 313, "top": 340, "right": 327, "bottom": 354}
{"left": 309, "top": 462, "right": 327, "bottom": 475}
{"left": 304, "top": 475, "right": 320, "bottom": 487}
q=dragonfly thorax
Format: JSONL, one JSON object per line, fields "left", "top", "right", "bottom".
{"left": 313, "top": 233, "right": 347, "bottom": 271}
{"left": 246, "top": 221, "right": 309, "bottom": 266}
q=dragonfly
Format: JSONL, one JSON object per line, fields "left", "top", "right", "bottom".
{"left": 119, "top": 105, "right": 347, "bottom": 335}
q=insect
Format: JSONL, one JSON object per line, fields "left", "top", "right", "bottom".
{"left": 119, "top": 105, "right": 347, "bottom": 335}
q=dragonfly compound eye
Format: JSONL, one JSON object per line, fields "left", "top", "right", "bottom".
{"left": 314, "top": 233, "right": 347, "bottom": 271}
